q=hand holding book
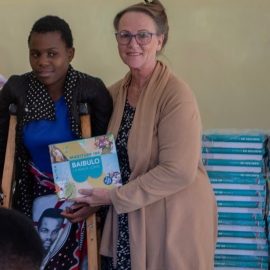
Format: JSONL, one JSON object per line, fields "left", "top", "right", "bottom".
{"left": 70, "top": 188, "right": 112, "bottom": 207}
{"left": 61, "top": 202, "right": 99, "bottom": 223}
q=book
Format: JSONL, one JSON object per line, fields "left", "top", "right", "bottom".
{"left": 218, "top": 225, "right": 265, "bottom": 233}
{"left": 217, "top": 207, "right": 264, "bottom": 215}
{"left": 218, "top": 231, "right": 266, "bottom": 239}
{"left": 212, "top": 183, "right": 265, "bottom": 191}
{"left": 216, "top": 242, "right": 268, "bottom": 251}
{"left": 215, "top": 195, "right": 264, "bottom": 202}
{"left": 218, "top": 213, "right": 264, "bottom": 221}
{"left": 214, "top": 254, "right": 268, "bottom": 263}
{"left": 214, "top": 189, "right": 266, "bottom": 197}
{"left": 217, "top": 201, "right": 265, "bottom": 209}
{"left": 203, "top": 159, "right": 263, "bottom": 167}
{"left": 49, "top": 133, "right": 122, "bottom": 200}
{"left": 202, "top": 147, "right": 265, "bottom": 155}
{"left": 214, "top": 259, "right": 268, "bottom": 268}
{"left": 217, "top": 237, "right": 267, "bottom": 245}
{"left": 214, "top": 247, "right": 268, "bottom": 256}
{"left": 205, "top": 165, "right": 263, "bottom": 173}
{"left": 210, "top": 177, "right": 266, "bottom": 186}
{"left": 218, "top": 219, "right": 265, "bottom": 228}
{"left": 207, "top": 171, "right": 262, "bottom": 179}
{"left": 202, "top": 133, "right": 266, "bottom": 143}
{"left": 202, "top": 153, "right": 263, "bottom": 161}
{"left": 202, "top": 141, "right": 264, "bottom": 149}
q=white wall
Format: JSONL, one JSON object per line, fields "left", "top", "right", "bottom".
{"left": 0, "top": 0, "right": 269, "bottom": 129}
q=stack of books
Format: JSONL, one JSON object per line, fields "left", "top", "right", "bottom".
{"left": 202, "top": 132, "right": 269, "bottom": 270}
{"left": 267, "top": 173, "right": 270, "bottom": 269}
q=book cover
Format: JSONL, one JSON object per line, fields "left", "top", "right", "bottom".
{"left": 49, "top": 133, "right": 122, "bottom": 200}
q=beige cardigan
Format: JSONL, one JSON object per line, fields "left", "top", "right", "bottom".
{"left": 100, "top": 61, "right": 217, "bottom": 270}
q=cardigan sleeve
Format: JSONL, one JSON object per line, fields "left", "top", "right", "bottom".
{"left": 110, "top": 80, "right": 204, "bottom": 214}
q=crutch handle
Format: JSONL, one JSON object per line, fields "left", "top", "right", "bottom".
{"left": 9, "top": 103, "right": 17, "bottom": 115}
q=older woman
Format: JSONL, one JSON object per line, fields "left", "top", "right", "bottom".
{"left": 73, "top": 1, "right": 217, "bottom": 269}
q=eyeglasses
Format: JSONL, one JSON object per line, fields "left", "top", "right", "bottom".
{"left": 115, "top": 31, "right": 157, "bottom": 45}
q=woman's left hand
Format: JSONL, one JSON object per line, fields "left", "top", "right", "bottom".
{"left": 71, "top": 188, "right": 112, "bottom": 207}
{"left": 61, "top": 202, "right": 99, "bottom": 223}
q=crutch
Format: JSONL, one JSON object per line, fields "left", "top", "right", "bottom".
{"left": 2, "top": 104, "right": 17, "bottom": 208}
{"left": 79, "top": 103, "right": 99, "bottom": 270}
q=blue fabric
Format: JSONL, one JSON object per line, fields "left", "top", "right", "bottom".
{"left": 23, "top": 96, "right": 76, "bottom": 173}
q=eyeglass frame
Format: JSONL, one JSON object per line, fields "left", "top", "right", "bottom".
{"left": 115, "top": 30, "right": 159, "bottom": 45}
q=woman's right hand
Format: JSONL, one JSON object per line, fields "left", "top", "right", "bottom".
{"left": 61, "top": 202, "right": 99, "bottom": 223}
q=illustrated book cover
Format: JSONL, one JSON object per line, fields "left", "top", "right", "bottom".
{"left": 49, "top": 133, "right": 122, "bottom": 200}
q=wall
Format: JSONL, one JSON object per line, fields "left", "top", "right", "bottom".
{"left": 0, "top": 0, "right": 269, "bottom": 130}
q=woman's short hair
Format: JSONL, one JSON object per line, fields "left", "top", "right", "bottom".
{"left": 28, "top": 15, "right": 73, "bottom": 48}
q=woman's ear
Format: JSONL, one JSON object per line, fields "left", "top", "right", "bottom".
{"left": 68, "top": 47, "right": 75, "bottom": 62}
{"left": 156, "top": 34, "right": 164, "bottom": 52}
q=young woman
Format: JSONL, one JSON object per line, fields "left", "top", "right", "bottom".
{"left": 0, "top": 15, "right": 112, "bottom": 269}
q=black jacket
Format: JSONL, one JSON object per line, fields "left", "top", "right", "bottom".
{"left": 0, "top": 72, "right": 113, "bottom": 212}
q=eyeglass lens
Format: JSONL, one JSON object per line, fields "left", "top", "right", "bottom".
{"left": 116, "top": 31, "right": 153, "bottom": 45}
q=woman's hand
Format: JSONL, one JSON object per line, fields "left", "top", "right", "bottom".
{"left": 61, "top": 202, "right": 99, "bottom": 223}
{"left": 71, "top": 188, "right": 112, "bottom": 207}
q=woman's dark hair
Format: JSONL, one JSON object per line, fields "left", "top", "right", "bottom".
{"left": 28, "top": 15, "right": 73, "bottom": 48}
{"left": 113, "top": 0, "right": 169, "bottom": 49}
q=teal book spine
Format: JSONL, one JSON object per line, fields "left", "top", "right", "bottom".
{"left": 214, "top": 254, "right": 268, "bottom": 262}
{"left": 218, "top": 212, "right": 264, "bottom": 221}
{"left": 202, "top": 147, "right": 265, "bottom": 155}
{"left": 203, "top": 159, "right": 263, "bottom": 167}
{"left": 207, "top": 171, "right": 262, "bottom": 179}
{"left": 202, "top": 133, "right": 266, "bottom": 142}
{"left": 214, "top": 189, "right": 266, "bottom": 197}
{"left": 214, "top": 259, "right": 268, "bottom": 268}
{"left": 216, "top": 242, "right": 268, "bottom": 251}
{"left": 218, "top": 219, "right": 265, "bottom": 227}
{"left": 210, "top": 177, "right": 265, "bottom": 185}
{"left": 217, "top": 201, "right": 265, "bottom": 209}
{"left": 218, "top": 231, "right": 266, "bottom": 239}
